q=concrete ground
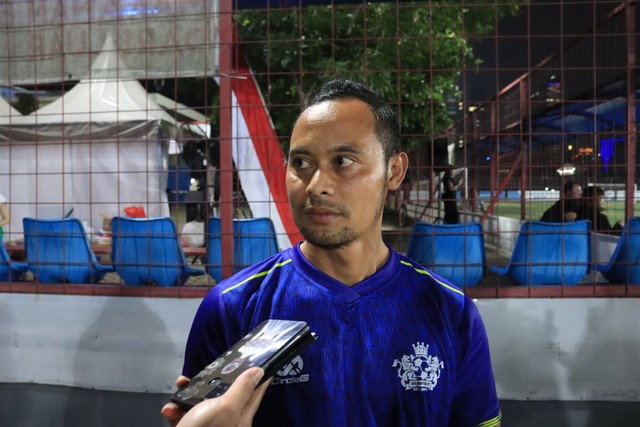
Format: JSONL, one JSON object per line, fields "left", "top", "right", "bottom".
{"left": 2, "top": 383, "right": 639, "bottom": 427}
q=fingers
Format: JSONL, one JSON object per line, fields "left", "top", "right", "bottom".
{"left": 175, "top": 376, "right": 191, "bottom": 389}
{"left": 240, "top": 377, "right": 271, "bottom": 423}
{"left": 222, "top": 368, "right": 268, "bottom": 427}
{"left": 161, "top": 376, "right": 191, "bottom": 426}
{"left": 222, "top": 367, "right": 265, "bottom": 407}
{"left": 160, "top": 402, "right": 184, "bottom": 427}
{"left": 163, "top": 370, "right": 268, "bottom": 427}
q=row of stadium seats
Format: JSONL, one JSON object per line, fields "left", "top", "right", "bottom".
{"left": 407, "top": 218, "right": 640, "bottom": 287}
{"left": 4, "top": 216, "right": 639, "bottom": 287}
{"left": 0, "top": 217, "right": 279, "bottom": 287}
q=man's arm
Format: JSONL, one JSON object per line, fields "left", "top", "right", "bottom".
{"left": 449, "top": 298, "right": 502, "bottom": 427}
{"left": 182, "top": 287, "right": 232, "bottom": 378}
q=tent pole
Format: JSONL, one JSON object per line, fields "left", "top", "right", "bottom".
{"left": 218, "top": 0, "right": 235, "bottom": 280}
{"left": 625, "top": 0, "right": 636, "bottom": 220}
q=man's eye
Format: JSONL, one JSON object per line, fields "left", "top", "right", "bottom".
{"left": 336, "top": 157, "right": 355, "bottom": 167}
{"left": 291, "top": 158, "right": 311, "bottom": 169}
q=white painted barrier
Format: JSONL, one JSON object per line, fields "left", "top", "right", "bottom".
{"left": 1, "top": 293, "right": 639, "bottom": 401}
{"left": 477, "top": 298, "right": 640, "bottom": 402}
{"left": 0, "top": 294, "right": 199, "bottom": 394}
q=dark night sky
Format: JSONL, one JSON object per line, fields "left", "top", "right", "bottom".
{"left": 464, "top": 0, "right": 622, "bottom": 103}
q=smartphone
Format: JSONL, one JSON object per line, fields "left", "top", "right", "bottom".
{"left": 171, "top": 319, "right": 317, "bottom": 410}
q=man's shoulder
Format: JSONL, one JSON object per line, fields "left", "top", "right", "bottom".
{"left": 546, "top": 199, "right": 563, "bottom": 211}
{"left": 214, "top": 248, "right": 296, "bottom": 296}
{"left": 397, "top": 254, "right": 467, "bottom": 305}
{"left": 540, "top": 199, "right": 562, "bottom": 221}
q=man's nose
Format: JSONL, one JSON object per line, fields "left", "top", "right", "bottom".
{"left": 306, "top": 167, "right": 334, "bottom": 197}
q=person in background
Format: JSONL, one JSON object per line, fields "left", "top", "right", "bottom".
{"left": 459, "top": 187, "right": 486, "bottom": 214}
{"left": 0, "top": 192, "right": 9, "bottom": 242}
{"left": 576, "top": 185, "right": 623, "bottom": 234}
{"left": 442, "top": 169, "right": 463, "bottom": 224}
{"left": 161, "top": 367, "right": 269, "bottom": 427}
{"left": 164, "top": 80, "right": 501, "bottom": 427}
{"left": 540, "top": 181, "right": 582, "bottom": 222}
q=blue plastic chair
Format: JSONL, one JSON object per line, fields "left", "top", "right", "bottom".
{"left": 491, "top": 220, "right": 591, "bottom": 286}
{"left": 406, "top": 222, "right": 485, "bottom": 287}
{"left": 207, "top": 217, "right": 280, "bottom": 283}
{"left": 23, "top": 217, "right": 114, "bottom": 284}
{"left": 594, "top": 217, "right": 640, "bottom": 284}
{"left": 0, "top": 240, "right": 29, "bottom": 282}
{"left": 111, "top": 217, "right": 205, "bottom": 287}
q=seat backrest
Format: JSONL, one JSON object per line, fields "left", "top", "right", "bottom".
{"left": 207, "top": 217, "right": 279, "bottom": 283}
{"left": 603, "top": 217, "right": 640, "bottom": 284}
{"left": 406, "top": 222, "right": 485, "bottom": 287}
{"left": 0, "top": 240, "right": 16, "bottom": 281}
{"left": 112, "top": 217, "right": 188, "bottom": 287}
{"left": 506, "top": 220, "right": 590, "bottom": 286}
{"left": 23, "top": 217, "right": 98, "bottom": 283}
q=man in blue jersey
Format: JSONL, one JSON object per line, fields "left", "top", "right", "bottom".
{"left": 163, "top": 80, "right": 502, "bottom": 427}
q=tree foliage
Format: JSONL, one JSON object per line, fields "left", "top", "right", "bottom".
{"left": 236, "top": 1, "right": 522, "bottom": 149}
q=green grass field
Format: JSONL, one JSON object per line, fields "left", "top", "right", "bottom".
{"left": 492, "top": 200, "right": 638, "bottom": 224}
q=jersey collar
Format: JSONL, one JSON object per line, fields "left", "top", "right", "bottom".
{"left": 290, "top": 243, "right": 399, "bottom": 302}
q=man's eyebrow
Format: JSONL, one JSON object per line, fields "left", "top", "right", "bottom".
{"left": 288, "top": 144, "right": 362, "bottom": 157}
{"left": 332, "top": 144, "right": 362, "bottom": 154}
{"left": 288, "top": 147, "right": 311, "bottom": 157}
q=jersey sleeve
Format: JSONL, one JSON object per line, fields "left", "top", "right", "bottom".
{"left": 181, "top": 286, "right": 232, "bottom": 379}
{"left": 449, "top": 297, "right": 502, "bottom": 427}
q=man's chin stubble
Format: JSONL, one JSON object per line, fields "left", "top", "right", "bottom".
{"left": 300, "top": 227, "right": 357, "bottom": 250}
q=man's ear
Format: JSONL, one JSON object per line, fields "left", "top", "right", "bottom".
{"left": 387, "top": 152, "right": 408, "bottom": 191}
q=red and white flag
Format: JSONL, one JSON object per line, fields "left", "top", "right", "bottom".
{"left": 229, "top": 58, "right": 303, "bottom": 249}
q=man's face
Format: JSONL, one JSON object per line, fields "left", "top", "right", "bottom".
{"left": 568, "top": 185, "right": 582, "bottom": 199}
{"left": 286, "top": 98, "right": 391, "bottom": 249}
{"left": 593, "top": 193, "right": 604, "bottom": 209}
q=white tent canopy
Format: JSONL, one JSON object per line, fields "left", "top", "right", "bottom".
{"left": 11, "top": 36, "right": 177, "bottom": 126}
{"left": 0, "top": 96, "right": 21, "bottom": 124}
{"left": 0, "top": 38, "right": 185, "bottom": 239}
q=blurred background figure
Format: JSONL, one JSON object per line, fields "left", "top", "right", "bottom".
{"left": 540, "top": 181, "right": 582, "bottom": 222}
{"left": 442, "top": 169, "right": 463, "bottom": 224}
{"left": 0, "top": 192, "right": 9, "bottom": 242}
{"left": 576, "top": 185, "right": 623, "bottom": 234}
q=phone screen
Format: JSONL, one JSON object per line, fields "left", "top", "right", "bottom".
{"left": 172, "top": 319, "right": 317, "bottom": 410}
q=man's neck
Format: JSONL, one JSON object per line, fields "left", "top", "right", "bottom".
{"left": 300, "top": 239, "right": 390, "bottom": 286}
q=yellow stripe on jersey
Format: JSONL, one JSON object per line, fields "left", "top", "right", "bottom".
{"left": 477, "top": 411, "right": 502, "bottom": 427}
{"left": 399, "top": 260, "right": 465, "bottom": 296}
{"left": 221, "top": 258, "right": 293, "bottom": 295}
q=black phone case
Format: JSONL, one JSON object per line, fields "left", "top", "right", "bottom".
{"left": 171, "top": 319, "right": 317, "bottom": 410}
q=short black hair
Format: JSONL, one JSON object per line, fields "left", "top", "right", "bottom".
{"left": 583, "top": 185, "right": 604, "bottom": 199}
{"left": 563, "top": 181, "right": 578, "bottom": 194}
{"left": 306, "top": 80, "right": 401, "bottom": 164}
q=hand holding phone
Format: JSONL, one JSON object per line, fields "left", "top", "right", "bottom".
{"left": 172, "top": 319, "right": 317, "bottom": 411}
{"left": 162, "top": 369, "right": 268, "bottom": 427}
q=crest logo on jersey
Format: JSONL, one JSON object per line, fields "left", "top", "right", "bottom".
{"left": 271, "top": 355, "right": 310, "bottom": 386}
{"left": 392, "top": 342, "right": 443, "bottom": 391}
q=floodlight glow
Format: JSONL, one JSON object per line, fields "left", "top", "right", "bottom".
{"left": 557, "top": 165, "right": 576, "bottom": 176}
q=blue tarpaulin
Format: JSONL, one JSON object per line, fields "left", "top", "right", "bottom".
{"left": 530, "top": 91, "right": 640, "bottom": 146}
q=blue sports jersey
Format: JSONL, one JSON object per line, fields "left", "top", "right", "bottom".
{"left": 183, "top": 244, "right": 501, "bottom": 427}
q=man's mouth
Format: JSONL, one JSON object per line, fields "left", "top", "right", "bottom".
{"left": 304, "top": 206, "right": 344, "bottom": 223}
